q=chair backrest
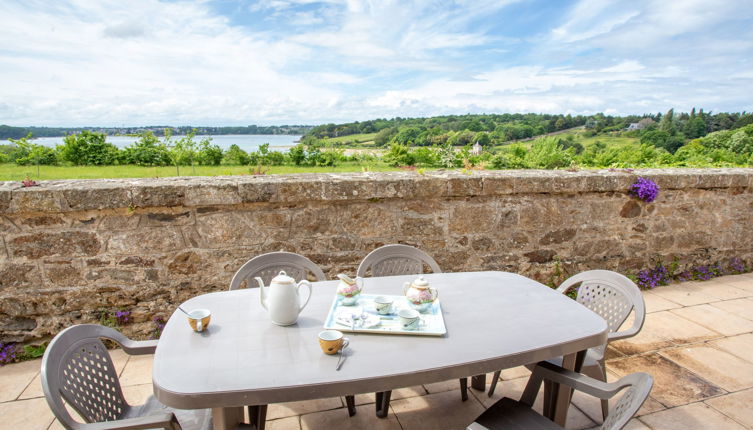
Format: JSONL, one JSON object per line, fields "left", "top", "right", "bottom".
{"left": 356, "top": 244, "right": 442, "bottom": 277}
{"left": 41, "top": 325, "right": 132, "bottom": 428}
{"left": 229, "top": 251, "right": 326, "bottom": 290}
{"left": 601, "top": 373, "right": 653, "bottom": 430}
{"left": 558, "top": 270, "right": 645, "bottom": 338}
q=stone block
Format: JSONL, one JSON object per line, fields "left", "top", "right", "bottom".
{"left": 107, "top": 228, "right": 184, "bottom": 254}
{"left": 62, "top": 185, "right": 131, "bottom": 211}
{"left": 184, "top": 180, "right": 242, "bottom": 206}
{"left": 8, "top": 188, "right": 63, "bottom": 213}
{"left": 131, "top": 183, "right": 186, "bottom": 208}
{"left": 7, "top": 231, "right": 101, "bottom": 259}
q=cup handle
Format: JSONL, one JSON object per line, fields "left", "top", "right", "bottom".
{"left": 196, "top": 319, "right": 203, "bottom": 332}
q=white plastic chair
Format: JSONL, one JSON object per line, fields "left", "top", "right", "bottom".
{"left": 488, "top": 270, "right": 646, "bottom": 421}
{"left": 230, "top": 251, "right": 326, "bottom": 290}
{"left": 41, "top": 324, "right": 212, "bottom": 430}
{"left": 470, "top": 361, "right": 653, "bottom": 430}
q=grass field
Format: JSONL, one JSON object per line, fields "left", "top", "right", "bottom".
{"left": 320, "top": 132, "right": 377, "bottom": 146}
{"left": 0, "top": 162, "right": 398, "bottom": 181}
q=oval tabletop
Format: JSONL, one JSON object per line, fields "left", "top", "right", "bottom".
{"left": 152, "top": 271, "right": 607, "bottom": 409}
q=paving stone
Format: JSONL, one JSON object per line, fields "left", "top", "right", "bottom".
{"left": 424, "top": 379, "right": 465, "bottom": 394}
{"left": 609, "top": 354, "right": 725, "bottom": 407}
{"left": 642, "top": 290, "right": 682, "bottom": 313}
{"left": 300, "top": 403, "right": 399, "bottom": 430}
{"left": 717, "top": 274, "right": 753, "bottom": 292}
{"left": 647, "top": 311, "right": 722, "bottom": 345}
{"left": 110, "top": 348, "right": 131, "bottom": 377}
{"left": 122, "top": 383, "right": 154, "bottom": 406}
{"left": 266, "top": 416, "right": 302, "bottom": 430}
{"left": 48, "top": 419, "right": 66, "bottom": 430}
{"left": 686, "top": 280, "right": 753, "bottom": 301}
{"left": 267, "top": 397, "right": 343, "bottom": 420}
{"left": 499, "top": 366, "right": 531, "bottom": 380}
{"left": 352, "top": 386, "right": 426, "bottom": 405}
{"left": 0, "top": 360, "right": 40, "bottom": 402}
{"left": 650, "top": 284, "right": 719, "bottom": 306}
{"left": 711, "top": 297, "right": 753, "bottom": 322}
{"left": 586, "top": 419, "right": 651, "bottom": 430}
{"left": 705, "top": 388, "right": 753, "bottom": 427}
{"left": 611, "top": 314, "right": 674, "bottom": 355}
{"left": 0, "top": 397, "right": 55, "bottom": 430}
{"left": 671, "top": 304, "right": 753, "bottom": 336}
{"left": 661, "top": 346, "right": 753, "bottom": 392}
{"left": 391, "top": 390, "right": 486, "bottom": 430}
{"left": 118, "top": 354, "right": 153, "bottom": 386}
{"left": 709, "top": 333, "right": 753, "bottom": 364}
{"left": 639, "top": 402, "right": 745, "bottom": 429}
{"left": 18, "top": 372, "right": 44, "bottom": 400}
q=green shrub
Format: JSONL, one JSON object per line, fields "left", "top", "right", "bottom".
{"left": 222, "top": 144, "right": 250, "bottom": 165}
{"left": 122, "top": 131, "right": 171, "bottom": 166}
{"left": 60, "top": 131, "right": 119, "bottom": 165}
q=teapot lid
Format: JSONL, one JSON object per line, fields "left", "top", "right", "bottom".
{"left": 337, "top": 273, "right": 356, "bottom": 285}
{"left": 412, "top": 276, "right": 429, "bottom": 287}
{"left": 272, "top": 270, "right": 295, "bottom": 284}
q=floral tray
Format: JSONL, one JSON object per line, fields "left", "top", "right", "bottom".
{"left": 322, "top": 294, "right": 447, "bottom": 336}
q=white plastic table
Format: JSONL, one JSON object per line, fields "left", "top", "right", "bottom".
{"left": 152, "top": 272, "right": 607, "bottom": 430}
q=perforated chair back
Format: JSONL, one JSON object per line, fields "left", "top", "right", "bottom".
{"left": 601, "top": 372, "right": 653, "bottom": 430}
{"left": 559, "top": 270, "right": 645, "bottom": 341}
{"left": 41, "top": 325, "right": 132, "bottom": 428}
{"left": 229, "top": 251, "right": 326, "bottom": 290}
{"left": 356, "top": 244, "right": 442, "bottom": 277}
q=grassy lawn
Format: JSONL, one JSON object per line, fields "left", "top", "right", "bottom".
{"left": 320, "top": 132, "right": 377, "bottom": 146}
{"left": 0, "top": 162, "right": 399, "bottom": 181}
{"left": 577, "top": 134, "right": 640, "bottom": 147}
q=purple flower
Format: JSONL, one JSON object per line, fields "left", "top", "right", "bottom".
{"left": 636, "top": 265, "right": 670, "bottom": 289}
{"left": 115, "top": 310, "right": 130, "bottom": 325}
{"left": 0, "top": 343, "right": 17, "bottom": 366}
{"left": 729, "top": 258, "right": 746, "bottom": 274}
{"left": 629, "top": 177, "right": 659, "bottom": 203}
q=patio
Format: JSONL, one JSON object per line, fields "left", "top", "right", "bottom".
{"left": 2, "top": 273, "right": 753, "bottom": 430}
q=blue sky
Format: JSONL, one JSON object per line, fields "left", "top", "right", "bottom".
{"left": 1, "top": 0, "right": 752, "bottom": 126}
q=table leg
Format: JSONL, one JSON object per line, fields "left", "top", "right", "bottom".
{"left": 471, "top": 374, "right": 486, "bottom": 390}
{"left": 375, "top": 390, "right": 392, "bottom": 418}
{"left": 547, "top": 350, "right": 586, "bottom": 426}
{"left": 212, "top": 406, "right": 244, "bottom": 430}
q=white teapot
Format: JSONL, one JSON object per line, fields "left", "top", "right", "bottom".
{"left": 257, "top": 271, "right": 312, "bottom": 326}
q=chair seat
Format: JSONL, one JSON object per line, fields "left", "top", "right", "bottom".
{"left": 127, "top": 395, "right": 213, "bottom": 430}
{"left": 474, "top": 397, "right": 561, "bottom": 430}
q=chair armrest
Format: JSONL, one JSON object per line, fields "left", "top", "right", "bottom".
{"left": 119, "top": 338, "right": 158, "bottom": 355}
{"left": 521, "top": 361, "right": 630, "bottom": 404}
{"left": 466, "top": 423, "right": 491, "bottom": 430}
{"left": 84, "top": 412, "right": 179, "bottom": 430}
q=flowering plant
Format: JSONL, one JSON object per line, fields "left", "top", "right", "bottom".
{"left": 629, "top": 177, "right": 659, "bottom": 203}
{"left": 0, "top": 342, "right": 17, "bottom": 365}
{"left": 636, "top": 265, "right": 670, "bottom": 289}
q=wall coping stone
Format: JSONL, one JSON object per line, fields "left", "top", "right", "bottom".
{"left": 1, "top": 168, "right": 751, "bottom": 214}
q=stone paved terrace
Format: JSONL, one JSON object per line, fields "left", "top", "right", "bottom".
{"left": 2, "top": 274, "right": 753, "bottom": 430}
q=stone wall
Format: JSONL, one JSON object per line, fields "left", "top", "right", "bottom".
{"left": 1, "top": 168, "right": 752, "bottom": 342}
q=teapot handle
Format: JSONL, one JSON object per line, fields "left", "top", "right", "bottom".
{"left": 297, "top": 280, "right": 313, "bottom": 312}
{"left": 431, "top": 287, "right": 439, "bottom": 299}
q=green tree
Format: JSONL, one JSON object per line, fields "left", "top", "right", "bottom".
{"left": 196, "top": 137, "right": 222, "bottom": 166}
{"left": 222, "top": 144, "right": 250, "bottom": 165}
{"left": 9, "top": 134, "right": 57, "bottom": 169}
{"left": 683, "top": 117, "right": 707, "bottom": 139}
{"left": 59, "top": 131, "right": 119, "bottom": 165}
{"left": 122, "top": 131, "right": 171, "bottom": 166}
{"left": 659, "top": 108, "right": 676, "bottom": 134}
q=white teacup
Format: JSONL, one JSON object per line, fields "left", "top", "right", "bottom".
{"left": 398, "top": 309, "right": 421, "bottom": 330}
{"left": 187, "top": 308, "right": 211, "bottom": 332}
{"left": 374, "top": 296, "right": 394, "bottom": 315}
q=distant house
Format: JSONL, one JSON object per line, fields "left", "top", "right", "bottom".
{"left": 626, "top": 122, "right": 643, "bottom": 131}
{"left": 471, "top": 142, "right": 482, "bottom": 155}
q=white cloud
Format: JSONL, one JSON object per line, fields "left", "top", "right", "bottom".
{"left": 0, "top": 0, "right": 751, "bottom": 126}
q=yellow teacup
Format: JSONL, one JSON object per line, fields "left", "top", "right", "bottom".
{"left": 187, "top": 309, "right": 211, "bottom": 332}
{"left": 318, "top": 330, "right": 349, "bottom": 355}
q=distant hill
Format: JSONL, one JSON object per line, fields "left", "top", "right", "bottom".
{"left": 0, "top": 124, "right": 313, "bottom": 140}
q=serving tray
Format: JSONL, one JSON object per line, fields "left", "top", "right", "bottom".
{"left": 322, "top": 294, "right": 447, "bottom": 336}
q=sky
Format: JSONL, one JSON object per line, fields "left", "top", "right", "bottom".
{"left": 1, "top": 0, "right": 752, "bottom": 127}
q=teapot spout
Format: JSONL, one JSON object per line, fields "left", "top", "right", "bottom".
{"left": 256, "top": 277, "right": 268, "bottom": 310}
